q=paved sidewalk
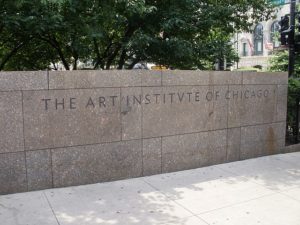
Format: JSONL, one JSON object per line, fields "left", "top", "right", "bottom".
{"left": 1, "top": 152, "right": 300, "bottom": 225}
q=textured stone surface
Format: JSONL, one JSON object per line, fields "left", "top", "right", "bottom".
{"left": 162, "top": 132, "right": 204, "bottom": 173}
{"left": 142, "top": 138, "right": 162, "bottom": 176}
{"left": 26, "top": 150, "right": 52, "bottom": 191}
{"left": 0, "top": 71, "right": 48, "bottom": 91}
{"left": 202, "top": 130, "right": 227, "bottom": 167}
{"left": 162, "top": 70, "right": 211, "bottom": 86}
{"left": 241, "top": 122, "right": 286, "bottom": 145}
{"left": 211, "top": 85, "right": 228, "bottom": 130}
{"left": 227, "top": 128, "right": 241, "bottom": 162}
{"left": 162, "top": 152, "right": 201, "bottom": 173}
{"left": 228, "top": 85, "right": 277, "bottom": 127}
{"left": 211, "top": 71, "right": 242, "bottom": 85}
{"left": 0, "top": 91, "right": 24, "bottom": 153}
{"left": 242, "top": 72, "right": 287, "bottom": 85}
{"left": 141, "top": 70, "right": 162, "bottom": 86}
{"left": 51, "top": 140, "right": 142, "bottom": 187}
{"left": 240, "top": 139, "right": 285, "bottom": 160}
{"left": 283, "top": 143, "right": 300, "bottom": 153}
{"left": 0, "top": 152, "right": 27, "bottom": 194}
{"left": 162, "top": 130, "right": 227, "bottom": 172}
{"left": 121, "top": 87, "right": 142, "bottom": 140}
{"left": 49, "top": 70, "right": 161, "bottom": 89}
{"left": 142, "top": 86, "right": 214, "bottom": 138}
{"left": 276, "top": 85, "right": 288, "bottom": 122}
{"left": 162, "top": 71, "right": 243, "bottom": 86}
{"left": 240, "top": 123, "right": 286, "bottom": 159}
{"left": 23, "top": 89, "right": 121, "bottom": 150}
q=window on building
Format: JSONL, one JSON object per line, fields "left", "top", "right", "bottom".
{"left": 242, "top": 43, "right": 248, "bottom": 56}
{"left": 270, "top": 21, "right": 280, "bottom": 48}
{"left": 254, "top": 24, "right": 263, "bottom": 55}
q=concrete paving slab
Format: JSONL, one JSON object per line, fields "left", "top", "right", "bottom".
{"left": 216, "top": 154, "right": 300, "bottom": 191}
{"left": 281, "top": 187, "right": 300, "bottom": 202}
{"left": 160, "top": 216, "right": 208, "bottom": 225}
{"left": 44, "top": 179, "right": 193, "bottom": 225}
{"left": 272, "top": 152, "right": 300, "bottom": 165}
{"left": 144, "top": 167, "right": 274, "bottom": 214}
{"left": 0, "top": 152, "right": 300, "bottom": 225}
{"left": 198, "top": 193, "right": 300, "bottom": 225}
{"left": 0, "top": 191, "right": 58, "bottom": 225}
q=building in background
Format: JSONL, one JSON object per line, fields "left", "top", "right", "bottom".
{"left": 234, "top": 3, "right": 291, "bottom": 70}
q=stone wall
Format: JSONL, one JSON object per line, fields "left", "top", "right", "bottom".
{"left": 0, "top": 70, "right": 288, "bottom": 194}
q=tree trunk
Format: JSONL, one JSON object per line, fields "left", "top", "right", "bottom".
{"left": 93, "top": 38, "right": 102, "bottom": 69}
{"left": 0, "top": 41, "right": 27, "bottom": 71}
{"left": 117, "top": 49, "right": 127, "bottom": 69}
{"left": 105, "top": 44, "right": 122, "bottom": 70}
{"left": 39, "top": 35, "right": 70, "bottom": 70}
{"left": 105, "top": 25, "right": 136, "bottom": 70}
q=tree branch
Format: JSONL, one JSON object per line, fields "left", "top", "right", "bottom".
{"left": 38, "top": 35, "right": 70, "bottom": 70}
{"left": 0, "top": 41, "right": 28, "bottom": 71}
{"left": 106, "top": 25, "right": 137, "bottom": 70}
{"left": 117, "top": 48, "right": 127, "bottom": 69}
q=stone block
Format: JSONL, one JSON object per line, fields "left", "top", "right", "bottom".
{"left": 241, "top": 122, "right": 286, "bottom": 146}
{"left": 227, "top": 128, "right": 241, "bottom": 162}
{"left": 49, "top": 70, "right": 162, "bottom": 89}
{"left": 142, "top": 86, "right": 214, "bottom": 138}
{"left": 240, "top": 139, "right": 284, "bottom": 160}
{"left": 141, "top": 70, "right": 162, "bottom": 86}
{"left": 0, "top": 71, "right": 48, "bottom": 91}
{"left": 200, "top": 130, "right": 227, "bottom": 167}
{"left": 26, "top": 150, "right": 52, "bottom": 191}
{"left": 162, "top": 70, "right": 211, "bottom": 86}
{"left": 0, "top": 91, "right": 24, "bottom": 153}
{"left": 162, "top": 132, "right": 207, "bottom": 155}
{"left": 121, "top": 87, "right": 142, "bottom": 140}
{"left": 276, "top": 85, "right": 288, "bottom": 122}
{"left": 240, "top": 141, "right": 263, "bottom": 160}
{"left": 202, "top": 146, "right": 227, "bottom": 166}
{"left": 162, "top": 130, "right": 227, "bottom": 172}
{"left": 211, "top": 85, "right": 228, "bottom": 130}
{"left": 283, "top": 143, "right": 300, "bottom": 153}
{"left": 142, "top": 86, "right": 228, "bottom": 138}
{"left": 209, "top": 129, "right": 227, "bottom": 148}
{"left": 51, "top": 140, "right": 142, "bottom": 187}
{"left": 142, "top": 138, "right": 162, "bottom": 176}
{"left": 228, "top": 85, "right": 277, "bottom": 127}
{"left": 0, "top": 152, "right": 27, "bottom": 194}
{"left": 210, "top": 71, "right": 242, "bottom": 85}
{"left": 240, "top": 123, "right": 286, "bottom": 159}
{"left": 242, "top": 72, "right": 288, "bottom": 85}
{"left": 23, "top": 89, "right": 121, "bottom": 150}
{"left": 162, "top": 152, "right": 201, "bottom": 173}
{"left": 162, "top": 132, "right": 205, "bottom": 173}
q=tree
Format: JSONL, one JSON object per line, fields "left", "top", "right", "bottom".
{"left": 269, "top": 50, "right": 300, "bottom": 75}
{"left": 0, "top": 0, "right": 275, "bottom": 71}
{"left": 268, "top": 50, "right": 300, "bottom": 143}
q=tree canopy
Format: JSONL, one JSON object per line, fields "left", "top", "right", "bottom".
{"left": 0, "top": 0, "right": 275, "bottom": 71}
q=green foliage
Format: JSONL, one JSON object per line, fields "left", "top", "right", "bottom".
{"left": 287, "top": 77, "right": 300, "bottom": 142}
{"left": 269, "top": 50, "right": 300, "bottom": 76}
{"left": 268, "top": 51, "right": 300, "bottom": 140}
{"left": 0, "top": 0, "right": 275, "bottom": 70}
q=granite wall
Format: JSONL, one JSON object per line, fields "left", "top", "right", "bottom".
{"left": 0, "top": 70, "right": 288, "bottom": 194}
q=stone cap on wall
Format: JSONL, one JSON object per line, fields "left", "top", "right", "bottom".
{"left": 0, "top": 70, "right": 288, "bottom": 91}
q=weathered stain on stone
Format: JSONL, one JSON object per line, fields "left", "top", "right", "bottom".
{"left": 267, "top": 127, "right": 276, "bottom": 155}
